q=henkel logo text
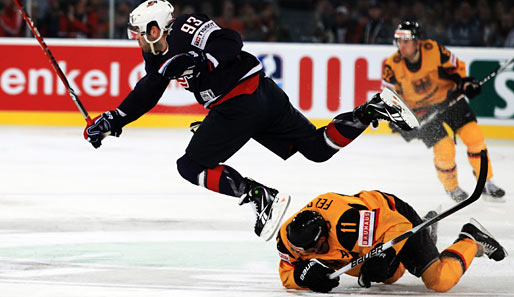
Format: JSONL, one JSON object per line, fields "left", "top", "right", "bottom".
{"left": 1, "top": 62, "right": 120, "bottom": 97}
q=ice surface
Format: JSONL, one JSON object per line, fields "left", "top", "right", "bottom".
{"left": 0, "top": 126, "right": 513, "bottom": 296}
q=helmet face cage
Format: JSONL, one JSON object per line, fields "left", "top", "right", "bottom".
{"left": 286, "top": 210, "right": 327, "bottom": 252}
{"left": 127, "top": 0, "right": 174, "bottom": 40}
{"left": 394, "top": 20, "right": 421, "bottom": 46}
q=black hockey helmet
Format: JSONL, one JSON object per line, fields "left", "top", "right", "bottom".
{"left": 286, "top": 210, "right": 328, "bottom": 251}
{"left": 394, "top": 20, "right": 422, "bottom": 41}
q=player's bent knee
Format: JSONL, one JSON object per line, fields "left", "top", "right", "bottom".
{"left": 299, "top": 128, "right": 338, "bottom": 163}
{"left": 422, "top": 260, "right": 459, "bottom": 293}
{"left": 176, "top": 155, "right": 205, "bottom": 185}
{"left": 458, "top": 122, "right": 485, "bottom": 150}
{"left": 423, "top": 276, "right": 455, "bottom": 292}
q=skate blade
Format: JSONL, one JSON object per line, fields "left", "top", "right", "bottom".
{"left": 259, "top": 193, "right": 291, "bottom": 241}
{"left": 469, "top": 218, "right": 509, "bottom": 258}
{"left": 380, "top": 87, "right": 420, "bottom": 129}
{"left": 483, "top": 194, "right": 506, "bottom": 203}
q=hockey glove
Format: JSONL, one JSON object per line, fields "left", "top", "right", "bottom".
{"left": 161, "top": 52, "right": 207, "bottom": 80}
{"left": 458, "top": 77, "right": 481, "bottom": 99}
{"left": 84, "top": 110, "right": 123, "bottom": 149}
{"left": 358, "top": 244, "right": 400, "bottom": 288}
{"left": 293, "top": 259, "right": 340, "bottom": 293}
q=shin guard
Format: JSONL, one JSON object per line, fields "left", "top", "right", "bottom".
{"left": 433, "top": 137, "right": 458, "bottom": 191}
{"left": 422, "top": 238, "right": 477, "bottom": 292}
{"left": 324, "top": 112, "right": 367, "bottom": 149}
{"left": 458, "top": 122, "right": 493, "bottom": 180}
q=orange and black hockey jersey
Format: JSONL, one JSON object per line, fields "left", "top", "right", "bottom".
{"left": 276, "top": 191, "right": 413, "bottom": 290}
{"left": 381, "top": 39, "right": 467, "bottom": 117}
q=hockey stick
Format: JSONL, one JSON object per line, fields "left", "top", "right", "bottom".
{"left": 13, "top": 0, "right": 93, "bottom": 125}
{"left": 419, "top": 57, "right": 514, "bottom": 127}
{"left": 328, "top": 149, "right": 488, "bottom": 279}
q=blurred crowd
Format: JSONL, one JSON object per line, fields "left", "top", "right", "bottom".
{"left": 1, "top": 0, "right": 513, "bottom": 47}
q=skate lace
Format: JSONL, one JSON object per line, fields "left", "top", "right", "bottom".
{"left": 480, "top": 240, "right": 498, "bottom": 255}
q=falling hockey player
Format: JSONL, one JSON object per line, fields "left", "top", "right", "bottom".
{"left": 276, "top": 191, "right": 507, "bottom": 293}
{"left": 382, "top": 20, "right": 505, "bottom": 202}
{"left": 84, "top": 0, "right": 418, "bottom": 241}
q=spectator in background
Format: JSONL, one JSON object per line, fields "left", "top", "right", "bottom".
{"left": 260, "top": 1, "right": 290, "bottom": 42}
{"left": 215, "top": 0, "right": 244, "bottom": 34}
{"left": 38, "top": 0, "right": 61, "bottom": 37}
{"left": 239, "top": 2, "right": 265, "bottom": 41}
{"left": 362, "top": 1, "right": 394, "bottom": 44}
{"left": 447, "top": 1, "right": 483, "bottom": 46}
{"left": 424, "top": 3, "right": 448, "bottom": 44}
{"left": 59, "top": 0, "right": 99, "bottom": 38}
{"left": 410, "top": 1, "right": 427, "bottom": 26}
{"left": 493, "top": 9, "right": 514, "bottom": 47}
{"left": 0, "top": 0, "right": 23, "bottom": 37}
{"left": 477, "top": 0, "right": 496, "bottom": 46}
{"left": 332, "top": 5, "right": 359, "bottom": 43}
{"left": 504, "top": 6, "right": 514, "bottom": 47}
{"left": 313, "top": 0, "right": 335, "bottom": 43}
{"left": 200, "top": 2, "right": 214, "bottom": 17}
{"left": 113, "top": 1, "right": 132, "bottom": 39}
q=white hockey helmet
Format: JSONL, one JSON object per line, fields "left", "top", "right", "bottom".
{"left": 127, "top": 0, "right": 174, "bottom": 40}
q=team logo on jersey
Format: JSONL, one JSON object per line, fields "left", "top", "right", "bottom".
{"left": 176, "top": 76, "right": 189, "bottom": 88}
{"left": 412, "top": 76, "right": 432, "bottom": 94}
{"left": 191, "top": 21, "right": 221, "bottom": 50}
{"left": 258, "top": 54, "right": 283, "bottom": 88}
{"left": 358, "top": 210, "right": 375, "bottom": 247}
{"left": 278, "top": 251, "right": 291, "bottom": 264}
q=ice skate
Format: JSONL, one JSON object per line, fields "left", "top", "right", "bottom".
{"left": 482, "top": 180, "right": 505, "bottom": 202}
{"left": 354, "top": 87, "right": 419, "bottom": 131}
{"left": 239, "top": 178, "right": 291, "bottom": 241}
{"left": 423, "top": 210, "right": 439, "bottom": 244}
{"left": 446, "top": 187, "right": 468, "bottom": 202}
{"left": 458, "top": 218, "right": 507, "bottom": 261}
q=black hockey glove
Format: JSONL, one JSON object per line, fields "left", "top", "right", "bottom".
{"left": 358, "top": 244, "right": 400, "bottom": 288}
{"left": 458, "top": 77, "right": 481, "bottom": 99}
{"left": 293, "top": 259, "right": 340, "bottom": 293}
{"left": 161, "top": 52, "right": 207, "bottom": 80}
{"left": 84, "top": 110, "right": 123, "bottom": 149}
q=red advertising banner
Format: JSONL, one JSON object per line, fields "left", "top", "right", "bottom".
{"left": 0, "top": 40, "right": 205, "bottom": 115}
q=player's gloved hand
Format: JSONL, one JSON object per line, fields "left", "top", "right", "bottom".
{"left": 459, "top": 77, "right": 481, "bottom": 99}
{"left": 84, "top": 110, "right": 123, "bottom": 149}
{"left": 358, "top": 244, "right": 399, "bottom": 288}
{"left": 293, "top": 259, "right": 340, "bottom": 293}
{"left": 161, "top": 51, "right": 207, "bottom": 79}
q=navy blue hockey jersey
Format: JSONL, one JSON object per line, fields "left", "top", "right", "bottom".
{"left": 118, "top": 13, "right": 263, "bottom": 125}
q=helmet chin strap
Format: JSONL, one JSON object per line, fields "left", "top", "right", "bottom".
{"left": 143, "top": 30, "right": 164, "bottom": 55}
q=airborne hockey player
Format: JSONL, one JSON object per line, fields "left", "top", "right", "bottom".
{"left": 84, "top": 0, "right": 418, "bottom": 241}
{"left": 382, "top": 21, "right": 505, "bottom": 202}
{"left": 276, "top": 191, "right": 506, "bottom": 293}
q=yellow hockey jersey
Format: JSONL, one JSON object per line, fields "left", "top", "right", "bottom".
{"left": 381, "top": 39, "right": 467, "bottom": 117}
{"left": 276, "top": 191, "right": 412, "bottom": 289}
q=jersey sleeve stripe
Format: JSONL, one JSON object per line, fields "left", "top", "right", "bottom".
{"left": 206, "top": 53, "right": 219, "bottom": 68}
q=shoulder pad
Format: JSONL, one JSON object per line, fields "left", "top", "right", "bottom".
{"left": 393, "top": 52, "right": 402, "bottom": 63}
{"left": 423, "top": 41, "right": 434, "bottom": 50}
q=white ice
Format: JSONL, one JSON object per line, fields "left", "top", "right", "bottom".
{"left": 0, "top": 126, "right": 513, "bottom": 297}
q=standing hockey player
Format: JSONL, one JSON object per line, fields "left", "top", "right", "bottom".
{"left": 276, "top": 191, "right": 506, "bottom": 293}
{"left": 84, "top": 0, "right": 417, "bottom": 241}
{"left": 382, "top": 21, "right": 505, "bottom": 202}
